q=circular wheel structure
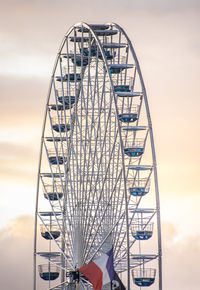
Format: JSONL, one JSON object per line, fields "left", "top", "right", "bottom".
{"left": 34, "top": 22, "right": 162, "bottom": 290}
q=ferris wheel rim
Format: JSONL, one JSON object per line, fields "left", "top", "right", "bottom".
{"left": 34, "top": 22, "right": 162, "bottom": 290}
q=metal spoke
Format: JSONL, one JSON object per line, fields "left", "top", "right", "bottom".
{"left": 34, "top": 22, "right": 162, "bottom": 290}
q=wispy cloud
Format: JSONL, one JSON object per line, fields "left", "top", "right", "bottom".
{"left": 0, "top": 141, "right": 38, "bottom": 179}
{"left": 0, "top": 215, "right": 34, "bottom": 290}
{"left": 162, "top": 222, "right": 200, "bottom": 290}
{"left": 1, "top": 217, "right": 200, "bottom": 289}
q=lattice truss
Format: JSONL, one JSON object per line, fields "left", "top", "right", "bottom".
{"left": 34, "top": 23, "right": 162, "bottom": 290}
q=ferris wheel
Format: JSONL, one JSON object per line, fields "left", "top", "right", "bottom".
{"left": 34, "top": 22, "right": 162, "bottom": 290}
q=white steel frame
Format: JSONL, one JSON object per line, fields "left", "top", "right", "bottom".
{"left": 34, "top": 22, "right": 162, "bottom": 290}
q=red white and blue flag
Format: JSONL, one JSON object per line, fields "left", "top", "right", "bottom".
{"left": 79, "top": 248, "right": 114, "bottom": 290}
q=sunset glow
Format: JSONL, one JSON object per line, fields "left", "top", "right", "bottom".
{"left": 0, "top": 0, "right": 199, "bottom": 289}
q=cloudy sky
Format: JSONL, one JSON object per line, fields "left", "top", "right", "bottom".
{"left": 0, "top": 0, "right": 200, "bottom": 289}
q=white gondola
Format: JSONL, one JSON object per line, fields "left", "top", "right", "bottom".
{"left": 94, "top": 29, "right": 118, "bottom": 36}
{"left": 102, "top": 42, "right": 127, "bottom": 48}
{"left": 109, "top": 63, "right": 134, "bottom": 74}
{"left": 42, "top": 181, "right": 63, "bottom": 201}
{"left": 117, "top": 91, "right": 143, "bottom": 97}
{"left": 38, "top": 264, "right": 60, "bottom": 281}
{"left": 132, "top": 268, "right": 156, "bottom": 287}
{"left": 128, "top": 178, "right": 150, "bottom": 196}
{"left": 122, "top": 126, "right": 147, "bottom": 131}
{"left": 40, "top": 224, "right": 60, "bottom": 240}
{"left": 56, "top": 73, "right": 82, "bottom": 82}
{"left": 124, "top": 139, "right": 145, "bottom": 157}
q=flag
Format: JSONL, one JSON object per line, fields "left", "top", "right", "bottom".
{"left": 79, "top": 248, "right": 114, "bottom": 290}
{"left": 112, "top": 271, "right": 126, "bottom": 290}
